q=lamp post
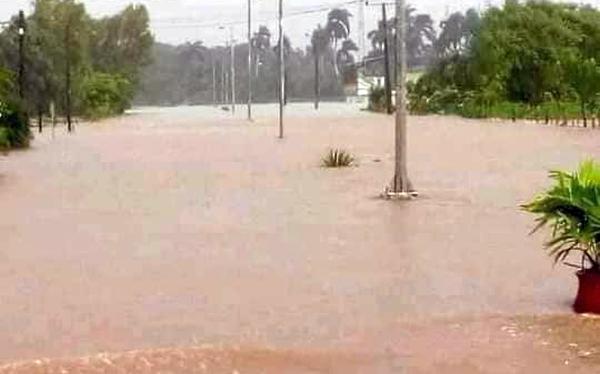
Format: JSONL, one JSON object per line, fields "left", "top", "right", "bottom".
{"left": 17, "top": 10, "right": 25, "bottom": 100}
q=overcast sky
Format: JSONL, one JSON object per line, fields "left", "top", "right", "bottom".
{"left": 1, "top": 0, "right": 598, "bottom": 50}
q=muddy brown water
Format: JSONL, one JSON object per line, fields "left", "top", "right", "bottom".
{"left": 1, "top": 103, "right": 600, "bottom": 372}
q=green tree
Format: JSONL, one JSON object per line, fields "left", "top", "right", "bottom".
{"left": 565, "top": 57, "right": 600, "bottom": 127}
{"left": 326, "top": 8, "right": 351, "bottom": 77}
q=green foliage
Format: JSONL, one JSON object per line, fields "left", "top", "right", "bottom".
{"left": 321, "top": 148, "right": 355, "bottom": 168}
{"left": 0, "top": 0, "right": 153, "bottom": 120}
{"left": 368, "top": 86, "right": 387, "bottom": 112}
{"left": 523, "top": 160, "right": 600, "bottom": 271}
{"left": 0, "top": 128, "right": 10, "bottom": 151}
{"left": 0, "top": 100, "right": 31, "bottom": 149}
{"left": 81, "top": 72, "right": 132, "bottom": 119}
{"left": 411, "top": 2, "right": 600, "bottom": 123}
{"left": 0, "top": 68, "right": 13, "bottom": 100}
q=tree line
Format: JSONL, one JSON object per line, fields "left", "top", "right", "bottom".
{"left": 410, "top": 0, "right": 600, "bottom": 126}
{"left": 0, "top": 0, "right": 153, "bottom": 122}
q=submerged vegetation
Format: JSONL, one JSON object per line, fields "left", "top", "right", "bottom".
{"left": 321, "top": 149, "right": 355, "bottom": 168}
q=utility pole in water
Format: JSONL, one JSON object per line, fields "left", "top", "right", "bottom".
{"left": 212, "top": 58, "right": 216, "bottom": 106}
{"left": 247, "top": 0, "right": 253, "bottom": 121}
{"left": 278, "top": 0, "right": 284, "bottom": 138}
{"left": 387, "top": 0, "right": 413, "bottom": 197}
{"left": 381, "top": 3, "right": 392, "bottom": 115}
{"left": 65, "top": 18, "right": 72, "bottom": 133}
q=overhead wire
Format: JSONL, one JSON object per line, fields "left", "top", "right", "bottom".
{"left": 150, "top": 0, "right": 360, "bottom": 30}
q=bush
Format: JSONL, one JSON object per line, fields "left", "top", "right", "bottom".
{"left": 81, "top": 72, "right": 133, "bottom": 119}
{"left": 0, "top": 127, "right": 10, "bottom": 151}
{"left": 321, "top": 148, "right": 355, "bottom": 168}
{"left": 0, "top": 100, "right": 30, "bottom": 149}
{"left": 368, "top": 86, "right": 387, "bottom": 113}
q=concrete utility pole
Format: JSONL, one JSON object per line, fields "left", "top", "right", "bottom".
{"left": 212, "top": 58, "right": 216, "bottom": 106}
{"left": 278, "top": 0, "right": 284, "bottom": 138}
{"left": 388, "top": 0, "right": 413, "bottom": 197}
{"left": 230, "top": 27, "right": 236, "bottom": 114}
{"left": 17, "top": 10, "right": 25, "bottom": 100}
{"left": 382, "top": 4, "right": 392, "bottom": 115}
{"left": 247, "top": 0, "right": 253, "bottom": 121}
{"left": 358, "top": 0, "right": 366, "bottom": 63}
{"left": 65, "top": 18, "right": 73, "bottom": 133}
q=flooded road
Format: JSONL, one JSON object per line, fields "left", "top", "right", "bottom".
{"left": 1, "top": 103, "right": 600, "bottom": 371}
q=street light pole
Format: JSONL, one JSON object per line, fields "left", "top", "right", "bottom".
{"left": 229, "top": 27, "right": 236, "bottom": 114}
{"left": 17, "top": 10, "right": 25, "bottom": 100}
{"left": 247, "top": 0, "right": 253, "bottom": 121}
{"left": 65, "top": 18, "right": 72, "bottom": 133}
{"left": 278, "top": 0, "right": 284, "bottom": 139}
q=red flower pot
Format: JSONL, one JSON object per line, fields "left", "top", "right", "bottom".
{"left": 574, "top": 270, "right": 600, "bottom": 314}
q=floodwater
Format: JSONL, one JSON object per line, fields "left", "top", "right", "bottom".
{"left": 1, "top": 103, "right": 600, "bottom": 372}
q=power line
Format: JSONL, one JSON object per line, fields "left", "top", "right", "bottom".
{"left": 150, "top": 0, "right": 359, "bottom": 30}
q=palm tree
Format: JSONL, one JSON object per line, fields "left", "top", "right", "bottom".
{"left": 326, "top": 8, "right": 351, "bottom": 77}
{"left": 311, "top": 25, "right": 330, "bottom": 109}
{"left": 367, "top": 7, "right": 435, "bottom": 70}
{"left": 435, "top": 9, "right": 479, "bottom": 58}
{"left": 406, "top": 13, "right": 435, "bottom": 67}
{"left": 336, "top": 39, "right": 358, "bottom": 72}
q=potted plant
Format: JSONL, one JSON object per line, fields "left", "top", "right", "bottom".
{"left": 523, "top": 160, "right": 600, "bottom": 313}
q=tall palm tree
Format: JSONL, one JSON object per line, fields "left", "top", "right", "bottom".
{"left": 435, "top": 9, "right": 479, "bottom": 57}
{"left": 311, "top": 25, "right": 330, "bottom": 109}
{"left": 367, "top": 7, "right": 435, "bottom": 69}
{"left": 326, "top": 8, "right": 352, "bottom": 77}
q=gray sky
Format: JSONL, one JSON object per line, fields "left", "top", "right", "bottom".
{"left": 1, "top": 0, "right": 597, "bottom": 50}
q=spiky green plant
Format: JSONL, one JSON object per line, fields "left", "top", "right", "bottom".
{"left": 522, "top": 160, "right": 600, "bottom": 271}
{"left": 321, "top": 148, "right": 355, "bottom": 168}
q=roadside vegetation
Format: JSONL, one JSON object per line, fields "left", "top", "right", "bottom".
{"left": 410, "top": 1, "right": 600, "bottom": 125}
{"left": 0, "top": 68, "right": 30, "bottom": 151}
{"left": 0, "top": 0, "right": 153, "bottom": 121}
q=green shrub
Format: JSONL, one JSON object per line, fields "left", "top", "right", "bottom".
{"left": 0, "top": 127, "right": 10, "bottom": 151}
{"left": 522, "top": 160, "right": 600, "bottom": 270}
{"left": 0, "top": 100, "right": 30, "bottom": 149}
{"left": 321, "top": 148, "right": 355, "bottom": 168}
{"left": 368, "top": 86, "right": 387, "bottom": 113}
{"left": 81, "top": 72, "right": 133, "bottom": 119}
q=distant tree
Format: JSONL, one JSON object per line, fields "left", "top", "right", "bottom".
{"left": 336, "top": 39, "right": 358, "bottom": 70}
{"left": 435, "top": 9, "right": 480, "bottom": 57}
{"left": 565, "top": 57, "right": 600, "bottom": 127}
{"left": 251, "top": 25, "right": 271, "bottom": 77}
{"left": 312, "top": 25, "right": 331, "bottom": 109}
{"left": 326, "top": 8, "right": 351, "bottom": 77}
